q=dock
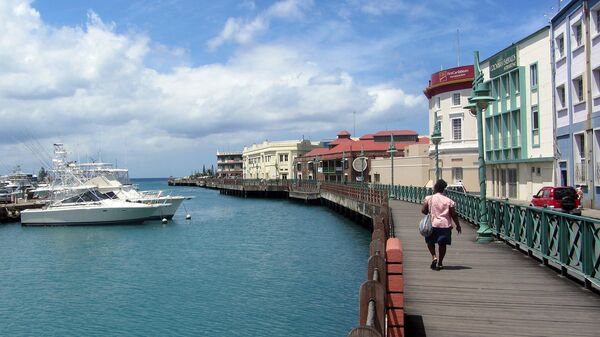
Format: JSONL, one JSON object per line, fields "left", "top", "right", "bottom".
{"left": 390, "top": 200, "right": 600, "bottom": 336}
{"left": 0, "top": 201, "right": 47, "bottom": 223}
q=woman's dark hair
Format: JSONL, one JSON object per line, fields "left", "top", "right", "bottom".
{"left": 434, "top": 179, "right": 447, "bottom": 193}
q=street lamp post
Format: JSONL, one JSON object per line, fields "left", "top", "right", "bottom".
{"left": 430, "top": 111, "right": 443, "bottom": 182}
{"left": 342, "top": 151, "right": 347, "bottom": 183}
{"left": 359, "top": 147, "right": 366, "bottom": 185}
{"left": 387, "top": 134, "right": 398, "bottom": 197}
{"left": 464, "top": 51, "right": 495, "bottom": 244}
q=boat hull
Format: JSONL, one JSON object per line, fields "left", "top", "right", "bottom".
{"left": 21, "top": 202, "right": 159, "bottom": 226}
{"left": 147, "top": 197, "right": 185, "bottom": 220}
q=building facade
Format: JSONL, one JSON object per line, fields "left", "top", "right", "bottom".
{"left": 294, "top": 130, "right": 429, "bottom": 183}
{"left": 424, "top": 65, "right": 479, "bottom": 191}
{"left": 552, "top": 0, "right": 600, "bottom": 208}
{"left": 368, "top": 143, "right": 431, "bottom": 186}
{"left": 242, "top": 140, "right": 319, "bottom": 179}
{"left": 216, "top": 151, "right": 243, "bottom": 178}
{"left": 479, "top": 26, "right": 555, "bottom": 201}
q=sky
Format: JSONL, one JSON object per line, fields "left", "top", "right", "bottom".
{"left": 0, "top": 0, "right": 560, "bottom": 177}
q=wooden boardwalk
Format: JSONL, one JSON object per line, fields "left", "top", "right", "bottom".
{"left": 390, "top": 200, "right": 600, "bottom": 337}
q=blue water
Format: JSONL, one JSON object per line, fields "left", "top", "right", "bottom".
{"left": 0, "top": 178, "right": 369, "bottom": 336}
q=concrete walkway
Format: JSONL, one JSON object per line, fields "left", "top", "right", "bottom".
{"left": 390, "top": 199, "right": 600, "bottom": 337}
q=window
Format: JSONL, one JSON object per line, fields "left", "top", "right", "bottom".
{"left": 508, "top": 169, "right": 517, "bottom": 198}
{"left": 452, "top": 118, "right": 462, "bottom": 140}
{"left": 374, "top": 173, "right": 380, "bottom": 183}
{"left": 596, "top": 10, "right": 600, "bottom": 33}
{"left": 452, "top": 167, "right": 463, "bottom": 182}
{"left": 532, "top": 105, "right": 539, "bottom": 130}
{"left": 452, "top": 93, "right": 460, "bottom": 106}
{"left": 573, "top": 77, "right": 584, "bottom": 103}
{"left": 574, "top": 22, "right": 583, "bottom": 47}
{"left": 557, "top": 85, "right": 566, "bottom": 108}
{"left": 556, "top": 34, "right": 565, "bottom": 58}
{"left": 574, "top": 133, "right": 586, "bottom": 183}
{"left": 279, "top": 154, "right": 289, "bottom": 162}
{"left": 530, "top": 63, "right": 538, "bottom": 88}
{"left": 436, "top": 96, "right": 441, "bottom": 109}
{"left": 594, "top": 68, "right": 600, "bottom": 96}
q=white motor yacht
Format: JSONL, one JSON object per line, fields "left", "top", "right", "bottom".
{"left": 21, "top": 189, "right": 164, "bottom": 226}
{"left": 84, "top": 176, "right": 190, "bottom": 220}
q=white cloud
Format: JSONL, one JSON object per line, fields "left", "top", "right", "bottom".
{"left": 0, "top": 0, "right": 424, "bottom": 176}
{"left": 207, "top": 0, "right": 313, "bottom": 50}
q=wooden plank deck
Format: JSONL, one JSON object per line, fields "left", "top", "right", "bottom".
{"left": 390, "top": 200, "right": 600, "bottom": 337}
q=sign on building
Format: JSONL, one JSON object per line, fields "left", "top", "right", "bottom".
{"left": 489, "top": 45, "right": 518, "bottom": 78}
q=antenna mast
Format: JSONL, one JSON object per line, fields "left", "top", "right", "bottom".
{"left": 457, "top": 28, "right": 461, "bottom": 66}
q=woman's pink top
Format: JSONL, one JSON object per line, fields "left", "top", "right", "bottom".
{"left": 424, "top": 193, "right": 456, "bottom": 228}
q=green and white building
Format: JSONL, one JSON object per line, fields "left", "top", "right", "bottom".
{"left": 479, "top": 26, "right": 556, "bottom": 200}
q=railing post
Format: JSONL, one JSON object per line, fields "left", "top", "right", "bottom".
{"left": 503, "top": 201, "right": 511, "bottom": 238}
{"left": 558, "top": 215, "right": 569, "bottom": 275}
{"left": 540, "top": 207, "right": 549, "bottom": 264}
{"left": 526, "top": 208, "right": 534, "bottom": 253}
{"left": 581, "top": 221, "right": 594, "bottom": 288}
{"left": 514, "top": 206, "right": 522, "bottom": 245}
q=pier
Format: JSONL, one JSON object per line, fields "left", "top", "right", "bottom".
{"left": 0, "top": 201, "right": 46, "bottom": 223}
{"left": 176, "top": 178, "right": 600, "bottom": 336}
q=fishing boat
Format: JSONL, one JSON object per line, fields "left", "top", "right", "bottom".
{"left": 30, "top": 143, "right": 190, "bottom": 220}
{"left": 20, "top": 189, "right": 164, "bottom": 226}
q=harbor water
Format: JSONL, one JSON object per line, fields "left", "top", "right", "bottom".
{"left": 0, "top": 178, "right": 370, "bottom": 336}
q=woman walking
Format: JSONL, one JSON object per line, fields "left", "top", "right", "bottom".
{"left": 421, "top": 179, "right": 461, "bottom": 270}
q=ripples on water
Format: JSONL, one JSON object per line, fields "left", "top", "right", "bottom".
{"left": 0, "top": 179, "right": 370, "bottom": 336}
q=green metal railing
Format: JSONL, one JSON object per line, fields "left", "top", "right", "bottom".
{"left": 381, "top": 184, "right": 600, "bottom": 288}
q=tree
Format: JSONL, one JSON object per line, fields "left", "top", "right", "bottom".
{"left": 38, "top": 167, "right": 48, "bottom": 182}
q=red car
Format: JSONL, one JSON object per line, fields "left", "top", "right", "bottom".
{"left": 530, "top": 186, "right": 582, "bottom": 215}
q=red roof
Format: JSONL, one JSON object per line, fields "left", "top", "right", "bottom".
{"left": 337, "top": 130, "right": 351, "bottom": 137}
{"left": 373, "top": 130, "right": 418, "bottom": 137}
{"left": 300, "top": 134, "right": 427, "bottom": 160}
{"left": 329, "top": 137, "right": 353, "bottom": 146}
{"left": 303, "top": 147, "right": 331, "bottom": 157}
{"left": 359, "top": 134, "right": 374, "bottom": 140}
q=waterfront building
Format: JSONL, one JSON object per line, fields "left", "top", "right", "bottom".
{"left": 216, "top": 151, "right": 243, "bottom": 178}
{"left": 552, "top": 0, "right": 600, "bottom": 208}
{"left": 479, "top": 26, "right": 555, "bottom": 200}
{"left": 294, "top": 130, "right": 428, "bottom": 183}
{"left": 423, "top": 65, "right": 479, "bottom": 191}
{"left": 368, "top": 143, "right": 431, "bottom": 186}
{"left": 242, "top": 140, "right": 319, "bottom": 179}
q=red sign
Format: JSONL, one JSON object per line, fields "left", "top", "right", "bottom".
{"left": 430, "top": 65, "right": 474, "bottom": 86}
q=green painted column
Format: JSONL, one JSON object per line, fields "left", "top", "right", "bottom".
{"left": 476, "top": 104, "right": 492, "bottom": 243}
{"left": 465, "top": 50, "right": 495, "bottom": 243}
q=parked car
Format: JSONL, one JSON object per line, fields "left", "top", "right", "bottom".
{"left": 447, "top": 182, "right": 467, "bottom": 194}
{"left": 530, "top": 186, "right": 581, "bottom": 215}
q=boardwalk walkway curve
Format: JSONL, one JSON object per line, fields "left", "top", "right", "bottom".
{"left": 390, "top": 200, "right": 600, "bottom": 337}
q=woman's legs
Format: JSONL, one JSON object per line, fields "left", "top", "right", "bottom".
{"left": 438, "top": 244, "right": 447, "bottom": 268}
{"left": 427, "top": 243, "right": 437, "bottom": 269}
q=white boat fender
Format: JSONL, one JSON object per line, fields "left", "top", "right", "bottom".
{"left": 186, "top": 214, "right": 191, "bottom": 220}
{"left": 161, "top": 218, "right": 168, "bottom": 224}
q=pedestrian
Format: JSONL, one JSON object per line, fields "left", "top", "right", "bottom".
{"left": 421, "top": 179, "right": 461, "bottom": 270}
